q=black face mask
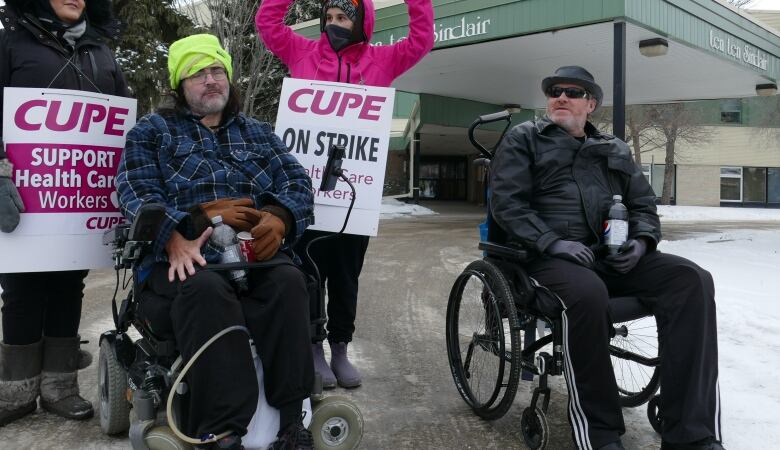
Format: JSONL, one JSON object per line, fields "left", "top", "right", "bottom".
{"left": 325, "top": 24, "right": 354, "bottom": 53}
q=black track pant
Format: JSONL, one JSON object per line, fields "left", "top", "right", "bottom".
{"left": 294, "top": 230, "right": 369, "bottom": 343}
{"left": 526, "top": 251, "right": 720, "bottom": 449}
{"left": 0, "top": 270, "right": 89, "bottom": 344}
{"left": 143, "top": 256, "right": 314, "bottom": 438}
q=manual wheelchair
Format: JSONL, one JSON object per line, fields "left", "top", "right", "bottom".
{"left": 445, "top": 112, "right": 662, "bottom": 449}
{"left": 97, "top": 146, "right": 364, "bottom": 450}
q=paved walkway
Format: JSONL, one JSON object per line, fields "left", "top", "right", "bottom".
{"left": 1, "top": 202, "right": 774, "bottom": 449}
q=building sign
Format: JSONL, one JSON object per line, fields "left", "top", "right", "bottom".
{"left": 709, "top": 29, "right": 768, "bottom": 71}
{"left": 1, "top": 88, "right": 137, "bottom": 272}
{"left": 275, "top": 78, "right": 395, "bottom": 236}
{"left": 373, "top": 14, "right": 492, "bottom": 46}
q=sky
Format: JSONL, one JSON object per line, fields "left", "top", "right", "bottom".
{"left": 746, "top": 0, "right": 780, "bottom": 10}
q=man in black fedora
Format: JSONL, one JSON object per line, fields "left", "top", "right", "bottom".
{"left": 489, "top": 66, "right": 724, "bottom": 450}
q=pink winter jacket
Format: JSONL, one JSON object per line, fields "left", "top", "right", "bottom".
{"left": 256, "top": 0, "right": 434, "bottom": 88}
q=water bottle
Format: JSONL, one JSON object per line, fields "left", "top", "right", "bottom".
{"left": 604, "top": 195, "right": 628, "bottom": 255}
{"left": 209, "top": 215, "right": 249, "bottom": 292}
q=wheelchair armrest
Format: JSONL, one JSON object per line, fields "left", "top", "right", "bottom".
{"left": 478, "top": 241, "right": 531, "bottom": 263}
{"left": 609, "top": 296, "right": 653, "bottom": 323}
{"left": 128, "top": 204, "right": 167, "bottom": 242}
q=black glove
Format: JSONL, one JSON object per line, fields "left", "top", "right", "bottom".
{"left": 0, "top": 159, "right": 25, "bottom": 233}
{"left": 546, "top": 239, "right": 595, "bottom": 268}
{"left": 604, "top": 239, "right": 647, "bottom": 274}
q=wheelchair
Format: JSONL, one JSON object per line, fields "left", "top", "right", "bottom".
{"left": 97, "top": 146, "right": 364, "bottom": 450}
{"left": 445, "top": 112, "right": 662, "bottom": 449}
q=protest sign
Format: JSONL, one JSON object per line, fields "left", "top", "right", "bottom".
{"left": 1, "top": 88, "right": 137, "bottom": 272}
{"left": 275, "top": 79, "right": 395, "bottom": 236}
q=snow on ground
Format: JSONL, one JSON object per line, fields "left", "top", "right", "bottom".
{"left": 657, "top": 205, "right": 780, "bottom": 222}
{"left": 379, "top": 197, "right": 437, "bottom": 219}
{"left": 657, "top": 229, "right": 780, "bottom": 450}
{"left": 378, "top": 202, "right": 780, "bottom": 448}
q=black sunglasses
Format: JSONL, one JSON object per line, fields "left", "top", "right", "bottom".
{"left": 545, "top": 86, "right": 591, "bottom": 99}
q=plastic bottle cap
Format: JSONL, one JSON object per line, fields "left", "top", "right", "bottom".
{"left": 211, "top": 215, "right": 223, "bottom": 225}
{"left": 613, "top": 195, "right": 622, "bottom": 202}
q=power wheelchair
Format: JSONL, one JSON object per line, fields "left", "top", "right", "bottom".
{"left": 445, "top": 112, "right": 662, "bottom": 449}
{"left": 97, "top": 146, "right": 364, "bottom": 450}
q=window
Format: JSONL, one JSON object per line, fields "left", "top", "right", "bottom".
{"left": 720, "top": 167, "right": 742, "bottom": 202}
{"left": 768, "top": 168, "right": 780, "bottom": 204}
{"left": 743, "top": 167, "right": 767, "bottom": 203}
{"left": 720, "top": 99, "right": 742, "bottom": 124}
{"left": 641, "top": 164, "right": 651, "bottom": 185}
{"left": 651, "top": 164, "right": 674, "bottom": 199}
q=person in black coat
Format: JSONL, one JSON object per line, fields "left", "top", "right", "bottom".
{"left": 490, "top": 66, "right": 723, "bottom": 450}
{"left": 0, "top": 0, "right": 129, "bottom": 426}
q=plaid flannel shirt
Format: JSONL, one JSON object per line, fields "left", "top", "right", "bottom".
{"left": 116, "top": 110, "right": 314, "bottom": 269}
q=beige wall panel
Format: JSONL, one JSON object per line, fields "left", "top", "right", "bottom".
{"left": 675, "top": 165, "right": 721, "bottom": 206}
{"left": 640, "top": 127, "right": 780, "bottom": 168}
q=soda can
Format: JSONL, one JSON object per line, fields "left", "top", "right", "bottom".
{"left": 237, "top": 231, "right": 256, "bottom": 263}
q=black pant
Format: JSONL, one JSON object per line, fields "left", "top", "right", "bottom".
{"left": 526, "top": 252, "right": 720, "bottom": 449}
{"left": 143, "top": 256, "right": 314, "bottom": 438}
{"left": 295, "top": 230, "right": 369, "bottom": 343}
{"left": 0, "top": 270, "right": 88, "bottom": 345}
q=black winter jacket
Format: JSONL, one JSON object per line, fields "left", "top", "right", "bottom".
{"left": 490, "top": 116, "right": 661, "bottom": 256}
{"left": 0, "top": 0, "right": 129, "bottom": 151}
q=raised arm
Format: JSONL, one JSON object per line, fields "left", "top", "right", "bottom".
{"left": 256, "top": 0, "right": 316, "bottom": 66}
{"left": 386, "top": 0, "right": 434, "bottom": 79}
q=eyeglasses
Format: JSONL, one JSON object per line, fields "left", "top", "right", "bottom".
{"left": 545, "top": 86, "right": 591, "bottom": 99}
{"left": 186, "top": 67, "right": 228, "bottom": 84}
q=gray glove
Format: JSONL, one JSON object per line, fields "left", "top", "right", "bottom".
{"left": 604, "top": 239, "right": 647, "bottom": 274}
{"left": 546, "top": 239, "right": 595, "bottom": 268}
{"left": 0, "top": 159, "right": 25, "bottom": 233}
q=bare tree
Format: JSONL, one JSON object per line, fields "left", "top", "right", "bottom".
{"left": 588, "top": 106, "right": 662, "bottom": 169}
{"left": 725, "top": 0, "right": 755, "bottom": 8}
{"left": 590, "top": 103, "right": 710, "bottom": 204}
{"left": 180, "top": 0, "right": 321, "bottom": 121}
{"left": 644, "top": 103, "right": 712, "bottom": 204}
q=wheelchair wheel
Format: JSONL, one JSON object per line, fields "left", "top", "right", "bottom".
{"left": 520, "top": 406, "right": 549, "bottom": 450}
{"left": 647, "top": 394, "right": 663, "bottom": 434}
{"left": 446, "top": 259, "right": 522, "bottom": 420}
{"left": 609, "top": 315, "right": 660, "bottom": 408}
{"left": 145, "top": 426, "right": 192, "bottom": 450}
{"left": 98, "top": 339, "right": 131, "bottom": 435}
{"left": 310, "top": 395, "right": 363, "bottom": 449}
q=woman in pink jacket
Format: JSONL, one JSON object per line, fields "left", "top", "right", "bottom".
{"left": 257, "top": 0, "right": 433, "bottom": 390}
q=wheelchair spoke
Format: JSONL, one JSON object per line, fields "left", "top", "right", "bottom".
{"left": 446, "top": 262, "right": 522, "bottom": 420}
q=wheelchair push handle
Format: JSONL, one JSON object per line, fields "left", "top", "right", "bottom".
{"left": 468, "top": 110, "right": 513, "bottom": 160}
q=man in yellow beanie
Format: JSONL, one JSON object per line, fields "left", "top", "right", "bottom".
{"left": 116, "top": 34, "right": 316, "bottom": 450}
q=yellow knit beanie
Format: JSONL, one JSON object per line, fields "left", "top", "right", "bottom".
{"left": 168, "top": 34, "right": 233, "bottom": 90}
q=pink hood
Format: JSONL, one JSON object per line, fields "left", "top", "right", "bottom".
{"left": 257, "top": 0, "right": 434, "bottom": 88}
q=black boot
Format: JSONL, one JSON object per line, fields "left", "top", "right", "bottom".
{"left": 39, "top": 336, "right": 93, "bottom": 420}
{"left": 0, "top": 340, "right": 42, "bottom": 427}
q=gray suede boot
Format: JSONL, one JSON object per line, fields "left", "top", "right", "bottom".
{"left": 312, "top": 342, "right": 337, "bottom": 389}
{"left": 329, "top": 342, "right": 361, "bottom": 388}
{"left": 39, "top": 336, "right": 94, "bottom": 420}
{"left": 0, "top": 340, "right": 42, "bottom": 427}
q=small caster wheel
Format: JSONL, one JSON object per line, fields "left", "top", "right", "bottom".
{"left": 310, "top": 396, "right": 363, "bottom": 450}
{"left": 647, "top": 394, "right": 663, "bottom": 434}
{"left": 521, "top": 406, "right": 549, "bottom": 450}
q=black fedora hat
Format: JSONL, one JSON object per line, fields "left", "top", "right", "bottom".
{"left": 541, "top": 66, "right": 603, "bottom": 106}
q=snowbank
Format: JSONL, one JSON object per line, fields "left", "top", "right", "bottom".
{"left": 379, "top": 197, "right": 437, "bottom": 219}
